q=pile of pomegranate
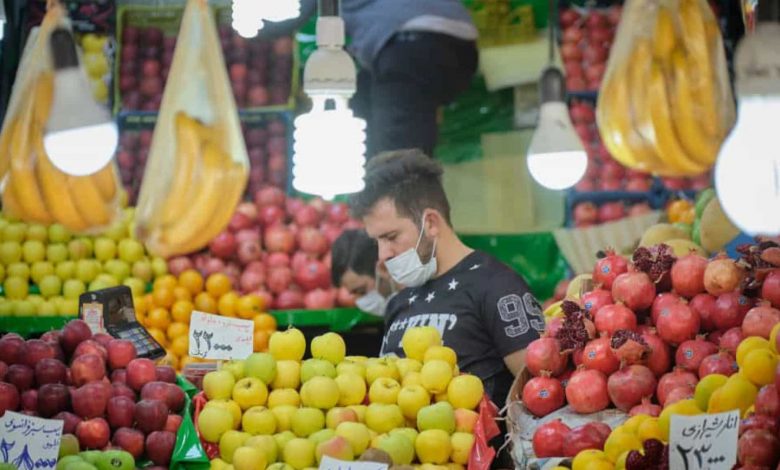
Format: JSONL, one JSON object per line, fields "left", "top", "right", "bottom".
{"left": 166, "top": 186, "right": 362, "bottom": 311}
{"left": 525, "top": 239, "right": 780, "bottom": 461}
{"left": 559, "top": 7, "right": 621, "bottom": 93}
{"left": 572, "top": 200, "right": 653, "bottom": 228}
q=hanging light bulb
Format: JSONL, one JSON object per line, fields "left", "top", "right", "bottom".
{"left": 43, "top": 28, "right": 117, "bottom": 176}
{"left": 231, "top": 0, "right": 301, "bottom": 38}
{"left": 292, "top": 0, "right": 366, "bottom": 200}
{"left": 0, "top": 0, "right": 6, "bottom": 42}
{"left": 714, "top": 0, "right": 780, "bottom": 236}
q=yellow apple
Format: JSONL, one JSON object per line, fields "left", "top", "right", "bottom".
{"left": 395, "top": 358, "right": 423, "bottom": 378}
{"left": 300, "top": 376, "right": 340, "bottom": 409}
{"left": 415, "top": 430, "right": 451, "bottom": 465}
{"left": 232, "top": 377, "right": 269, "bottom": 410}
{"left": 268, "top": 388, "right": 301, "bottom": 408}
{"left": 325, "top": 407, "right": 358, "bottom": 429}
{"left": 390, "top": 427, "right": 418, "bottom": 447}
{"left": 417, "top": 402, "right": 455, "bottom": 434}
{"left": 446, "top": 464, "right": 465, "bottom": 470}
{"left": 365, "top": 358, "right": 400, "bottom": 385}
{"left": 397, "top": 384, "right": 431, "bottom": 420}
{"left": 435, "top": 391, "right": 449, "bottom": 403}
{"left": 334, "top": 373, "right": 366, "bottom": 406}
{"left": 447, "top": 374, "right": 484, "bottom": 410}
{"left": 222, "top": 360, "right": 246, "bottom": 380}
{"left": 219, "top": 430, "right": 251, "bottom": 463}
{"left": 369, "top": 377, "right": 401, "bottom": 404}
{"left": 403, "top": 372, "right": 423, "bottom": 388}
{"left": 310, "top": 332, "right": 346, "bottom": 365}
{"left": 423, "top": 346, "right": 457, "bottom": 368}
{"left": 336, "top": 422, "right": 371, "bottom": 455}
{"left": 347, "top": 405, "right": 367, "bottom": 423}
{"left": 283, "top": 438, "right": 316, "bottom": 470}
{"left": 402, "top": 326, "right": 442, "bottom": 361}
{"left": 233, "top": 446, "right": 266, "bottom": 470}
{"left": 309, "top": 429, "right": 336, "bottom": 446}
{"left": 271, "top": 405, "right": 298, "bottom": 432}
{"left": 300, "top": 359, "right": 337, "bottom": 382}
{"left": 375, "top": 433, "right": 415, "bottom": 465}
{"left": 267, "top": 464, "right": 294, "bottom": 470}
{"left": 345, "top": 355, "right": 367, "bottom": 363}
{"left": 419, "top": 464, "right": 450, "bottom": 470}
{"left": 454, "top": 409, "right": 479, "bottom": 433}
{"left": 245, "top": 352, "right": 277, "bottom": 385}
{"left": 315, "top": 436, "right": 354, "bottom": 463}
{"left": 272, "top": 361, "right": 301, "bottom": 390}
{"left": 420, "top": 360, "right": 452, "bottom": 394}
{"left": 273, "top": 431, "right": 296, "bottom": 455}
{"left": 242, "top": 406, "right": 277, "bottom": 435}
{"left": 269, "top": 328, "right": 307, "bottom": 361}
{"left": 210, "top": 458, "right": 230, "bottom": 470}
{"left": 337, "top": 360, "right": 366, "bottom": 378}
{"left": 204, "top": 370, "right": 237, "bottom": 401}
{"left": 365, "top": 404, "right": 404, "bottom": 434}
{"left": 198, "top": 406, "right": 234, "bottom": 443}
{"left": 206, "top": 399, "right": 243, "bottom": 429}
{"left": 245, "top": 434, "right": 278, "bottom": 463}
{"left": 291, "top": 407, "right": 325, "bottom": 437}
{"left": 450, "top": 432, "right": 474, "bottom": 465}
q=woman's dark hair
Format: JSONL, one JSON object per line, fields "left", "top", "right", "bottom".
{"left": 330, "top": 229, "right": 378, "bottom": 286}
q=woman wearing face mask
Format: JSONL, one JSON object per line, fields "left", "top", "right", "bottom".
{"left": 331, "top": 229, "right": 399, "bottom": 316}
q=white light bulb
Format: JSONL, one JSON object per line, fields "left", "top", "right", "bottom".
{"left": 714, "top": 97, "right": 780, "bottom": 236}
{"left": 293, "top": 96, "right": 366, "bottom": 200}
{"left": 230, "top": 0, "right": 300, "bottom": 36}
{"left": 527, "top": 102, "right": 587, "bottom": 190}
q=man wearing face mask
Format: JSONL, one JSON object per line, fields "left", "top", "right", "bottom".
{"left": 349, "top": 149, "right": 546, "bottom": 409}
{"left": 331, "top": 229, "right": 398, "bottom": 316}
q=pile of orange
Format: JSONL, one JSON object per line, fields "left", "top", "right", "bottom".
{"left": 134, "top": 269, "right": 277, "bottom": 370}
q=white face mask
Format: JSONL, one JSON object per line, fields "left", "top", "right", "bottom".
{"left": 384, "top": 215, "right": 438, "bottom": 288}
{"left": 355, "top": 272, "right": 397, "bottom": 316}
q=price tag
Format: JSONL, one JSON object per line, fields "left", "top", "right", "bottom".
{"left": 189, "top": 311, "right": 254, "bottom": 360}
{"left": 0, "top": 411, "right": 64, "bottom": 470}
{"left": 80, "top": 301, "right": 105, "bottom": 334}
{"left": 318, "top": 456, "right": 389, "bottom": 470}
{"left": 669, "top": 410, "right": 740, "bottom": 470}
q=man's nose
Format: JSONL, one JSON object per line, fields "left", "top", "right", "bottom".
{"left": 378, "top": 243, "right": 393, "bottom": 264}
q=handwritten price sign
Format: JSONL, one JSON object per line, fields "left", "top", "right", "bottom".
{"left": 669, "top": 410, "right": 740, "bottom": 470}
{"left": 319, "top": 455, "right": 388, "bottom": 470}
{"left": 189, "top": 311, "right": 254, "bottom": 360}
{"left": 0, "top": 411, "right": 63, "bottom": 470}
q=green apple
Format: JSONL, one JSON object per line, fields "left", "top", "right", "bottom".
{"left": 420, "top": 360, "right": 452, "bottom": 394}
{"left": 76, "top": 259, "right": 99, "bottom": 283}
{"left": 450, "top": 432, "right": 475, "bottom": 465}
{"left": 104, "top": 259, "right": 131, "bottom": 282}
{"left": 204, "top": 370, "right": 237, "bottom": 401}
{"left": 46, "top": 244, "right": 69, "bottom": 264}
{"left": 266, "top": 463, "right": 294, "bottom": 470}
{"left": 416, "top": 402, "right": 455, "bottom": 434}
{"left": 390, "top": 428, "right": 418, "bottom": 448}
{"left": 219, "top": 430, "right": 251, "bottom": 463}
{"left": 268, "top": 389, "right": 300, "bottom": 408}
{"left": 268, "top": 328, "right": 306, "bottom": 361}
{"left": 273, "top": 431, "right": 296, "bottom": 455}
{"left": 232, "top": 446, "right": 266, "bottom": 470}
{"left": 245, "top": 352, "right": 277, "bottom": 384}
{"left": 245, "top": 434, "right": 278, "bottom": 463}
{"left": 56, "top": 455, "right": 83, "bottom": 470}
{"left": 39, "top": 275, "right": 62, "bottom": 299}
{"left": 310, "top": 332, "right": 346, "bottom": 365}
{"left": 79, "top": 450, "right": 101, "bottom": 464}
{"left": 131, "top": 259, "right": 153, "bottom": 283}
{"left": 151, "top": 256, "right": 168, "bottom": 277}
{"left": 398, "top": 384, "right": 431, "bottom": 420}
{"left": 375, "top": 433, "right": 415, "bottom": 465}
{"left": 365, "top": 358, "right": 400, "bottom": 385}
{"left": 3, "top": 223, "right": 26, "bottom": 243}
{"left": 415, "top": 430, "right": 451, "bottom": 465}
{"left": 309, "top": 429, "right": 336, "bottom": 446}
{"left": 272, "top": 360, "right": 301, "bottom": 390}
{"left": 222, "top": 360, "right": 246, "bottom": 380}
{"left": 117, "top": 239, "right": 144, "bottom": 263}
{"left": 8, "top": 262, "right": 30, "bottom": 281}
{"left": 48, "top": 224, "right": 72, "bottom": 244}
{"left": 56, "top": 261, "right": 76, "bottom": 280}
{"left": 232, "top": 377, "right": 268, "bottom": 410}
{"left": 291, "top": 407, "right": 325, "bottom": 437}
{"left": 335, "top": 373, "right": 366, "bottom": 407}
{"left": 68, "top": 239, "right": 91, "bottom": 260}
{"left": 336, "top": 359, "right": 366, "bottom": 379}
{"left": 325, "top": 407, "right": 358, "bottom": 430}
{"left": 242, "top": 406, "right": 277, "bottom": 435}
{"left": 95, "top": 450, "right": 134, "bottom": 470}
{"left": 93, "top": 238, "right": 116, "bottom": 262}
{"left": 271, "top": 405, "right": 298, "bottom": 432}
{"left": 22, "top": 240, "right": 45, "bottom": 263}
{"left": 300, "top": 359, "right": 336, "bottom": 383}
{"left": 336, "top": 422, "right": 371, "bottom": 456}
{"left": 365, "top": 404, "right": 404, "bottom": 434}
{"left": 447, "top": 374, "right": 484, "bottom": 410}
{"left": 198, "top": 406, "right": 236, "bottom": 443}
{"left": 368, "top": 377, "right": 401, "bottom": 404}
{"left": 315, "top": 436, "right": 354, "bottom": 463}
{"left": 58, "top": 433, "right": 80, "bottom": 457}
{"left": 102, "top": 221, "right": 127, "bottom": 242}
{"left": 395, "top": 358, "right": 423, "bottom": 379}
{"left": 300, "top": 376, "right": 339, "bottom": 410}
{"left": 0, "top": 241, "right": 22, "bottom": 264}
{"left": 282, "top": 438, "right": 315, "bottom": 470}
{"left": 31, "top": 261, "right": 55, "bottom": 284}
{"left": 26, "top": 224, "right": 48, "bottom": 242}
{"left": 4, "top": 276, "right": 29, "bottom": 300}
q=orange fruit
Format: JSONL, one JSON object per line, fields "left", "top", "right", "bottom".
{"left": 236, "top": 295, "right": 263, "bottom": 320}
{"left": 147, "top": 327, "right": 168, "bottom": 347}
{"left": 158, "top": 351, "right": 179, "bottom": 370}
{"left": 173, "top": 286, "right": 192, "bottom": 302}
{"left": 147, "top": 307, "right": 171, "bottom": 331}
{"left": 133, "top": 295, "right": 148, "bottom": 317}
{"left": 152, "top": 287, "right": 175, "bottom": 309}
{"left": 170, "top": 335, "right": 190, "bottom": 357}
{"left": 194, "top": 292, "right": 218, "bottom": 314}
{"left": 206, "top": 273, "right": 232, "bottom": 298}
{"left": 253, "top": 313, "right": 277, "bottom": 332}
{"left": 153, "top": 274, "right": 177, "bottom": 292}
{"left": 171, "top": 300, "right": 194, "bottom": 324}
{"left": 218, "top": 292, "right": 239, "bottom": 317}
{"left": 253, "top": 329, "right": 270, "bottom": 352}
{"left": 167, "top": 321, "right": 189, "bottom": 340}
{"left": 143, "top": 293, "right": 155, "bottom": 309}
{"left": 179, "top": 269, "right": 204, "bottom": 296}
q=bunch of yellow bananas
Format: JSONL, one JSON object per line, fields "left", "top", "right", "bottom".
{"left": 136, "top": 112, "right": 248, "bottom": 258}
{"left": 597, "top": 0, "right": 735, "bottom": 177}
{"left": 0, "top": 72, "right": 120, "bottom": 232}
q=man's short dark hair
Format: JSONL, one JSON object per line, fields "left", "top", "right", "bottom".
{"left": 330, "top": 229, "right": 378, "bottom": 285}
{"left": 349, "top": 149, "right": 451, "bottom": 225}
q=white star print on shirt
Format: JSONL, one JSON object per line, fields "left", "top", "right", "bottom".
{"left": 425, "top": 292, "right": 436, "bottom": 303}
{"left": 469, "top": 264, "right": 481, "bottom": 270}
{"left": 448, "top": 279, "right": 459, "bottom": 290}
{"left": 408, "top": 295, "right": 418, "bottom": 305}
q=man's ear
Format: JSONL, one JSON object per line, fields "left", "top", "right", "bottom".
{"left": 424, "top": 209, "right": 446, "bottom": 238}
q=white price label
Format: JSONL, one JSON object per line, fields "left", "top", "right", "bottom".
{"left": 0, "top": 411, "right": 64, "bottom": 470}
{"left": 318, "top": 456, "right": 389, "bottom": 470}
{"left": 669, "top": 410, "right": 740, "bottom": 470}
{"left": 188, "top": 311, "right": 254, "bottom": 360}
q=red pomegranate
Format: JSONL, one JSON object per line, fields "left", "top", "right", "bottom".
{"left": 699, "top": 351, "right": 737, "bottom": 378}
{"left": 671, "top": 254, "right": 708, "bottom": 298}
{"left": 737, "top": 429, "right": 780, "bottom": 467}
{"left": 580, "top": 289, "right": 614, "bottom": 316}
{"left": 607, "top": 365, "right": 658, "bottom": 412}
{"left": 562, "top": 422, "right": 610, "bottom": 457}
{"left": 593, "top": 250, "right": 629, "bottom": 289}
{"left": 582, "top": 337, "right": 620, "bottom": 375}
{"left": 714, "top": 292, "right": 754, "bottom": 330}
{"left": 657, "top": 368, "right": 699, "bottom": 406}
{"left": 651, "top": 292, "right": 683, "bottom": 325}
{"left": 641, "top": 329, "right": 672, "bottom": 377}
{"left": 565, "top": 368, "right": 610, "bottom": 414}
{"left": 742, "top": 305, "right": 780, "bottom": 339}
{"left": 629, "top": 398, "right": 662, "bottom": 417}
{"left": 675, "top": 337, "right": 718, "bottom": 372}
{"left": 532, "top": 419, "right": 571, "bottom": 458}
{"left": 720, "top": 327, "right": 746, "bottom": 356}
{"left": 594, "top": 303, "right": 637, "bottom": 336}
{"left": 612, "top": 272, "right": 656, "bottom": 311}
{"left": 762, "top": 270, "right": 780, "bottom": 308}
{"left": 656, "top": 303, "right": 700, "bottom": 345}
{"left": 526, "top": 338, "right": 567, "bottom": 377}
{"left": 704, "top": 257, "right": 746, "bottom": 296}
{"left": 690, "top": 293, "right": 718, "bottom": 331}
{"left": 522, "top": 374, "right": 565, "bottom": 417}
{"left": 664, "top": 385, "right": 695, "bottom": 406}
{"left": 755, "top": 384, "right": 780, "bottom": 418}
{"left": 294, "top": 260, "right": 330, "bottom": 291}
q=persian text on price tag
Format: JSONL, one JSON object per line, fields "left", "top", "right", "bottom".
{"left": 188, "top": 311, "right": 254, "bottom": 360}
{"left": 669, "top": 410, "right": 740, "bottom": 470}
{"left": 318, "top": 455, "right": 388, "bottom": 470}
{"left": 0, "top": 411, "right": 63, "bottom": 470}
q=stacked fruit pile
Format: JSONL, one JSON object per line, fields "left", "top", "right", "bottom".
{"left": 0, "top": 209, "right": 168, "bottom": 316}
{"left": 136, "top": 271, "right": 277, "bottom": 370}
{"left": 571, "top": 200, "right": 653, "bottom": 228}
{"left": 196, "top": 326, "right": 485, "bottom": 470}
{"left": 78, "top": 33, "right": 112, "bottom": 105}
{"left": 0, "top": 320, "right": 186, "bottom": 467}
{"left": 116, "top": 128, "right": 153, "bottom": 205}
{"left": 167, "top": 187, "right": 361, "bottom": 311}
{"left": 559, "top": 6, "right": 622, "bottom": 92}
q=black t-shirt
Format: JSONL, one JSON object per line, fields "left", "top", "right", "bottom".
{"left": 380, "top": 250, "right": 544, "bottom": 408}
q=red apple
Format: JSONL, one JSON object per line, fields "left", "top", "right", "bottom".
{"left": 76, "top": 418, "right": 110, "bottom": 449}
{"left": 235, "top": 229, "right": 261, "bottom": 245}
{"left": 229, "top": 212, "right": 254, "bottom": 232}
{"left": 248, "top": 86, "right": 270, "bottom": 106}
{"left": 107, "top": 396, "right": 136, "bottom": 429}
{"left": 0, "top": 335, "right": 24, "bottom": 364}
{"left": 6, "top": 364, "right": 34, "bottom": 391}
{"left": 164, "top": 414, "right": 183, "bottom": 433}
{"left": 113, "top": 427, "right": 146, "bottom": 459}
{"left": 134, "top": 399, "right": 168, "bottom": 434}
{"left": 0, "top": 361, "right": 7, "bottom": 381}
{"left": 112, "top": 382, "right": 137, "bottom": 401}
{"left": 72, "top": 382, "right": 110, "bottom": 419}
{"left": 53, "top": 411, "right": 82, "bottom": 434}
{"left": 21, "top": 389, "right": 37, "bottom": 411}
{"left": 598, "top": 202, "right": 626, "bottom": 223}
{"left": 0, "top": 382, "right": 19, "bottom": 416}
{"left": 155, "top": 366, "right": 176, "bottom": 384}
{"left": 20, "top": 339, "right": 56, "bottom": 368}
{"left": 573, "top": 202, "right": 599, "bottom": 225}
{"left": 111, "top": 369, "right": 128, "bottom": 384}
{"left": 254, "top": 186, "right": 285, "bottom": 208}
{"left": 73, "top": 340, "right": 107, "bottom": 361}
{"left": 71, "top": 354, "right": 106, "bottom": 387}
{"left": 107, "top": 340, "right": 137, "bottom": 370}
{"left": 35, "top": 358, "right": 67, "bottom": 385}
{"left": 142, "top": 59, "right": 161, "bottom": 77}
{"left": 37, "top": 383, "right": 70, "bottom": 418}
{"left": 126, "top": 358, "right": 157, "bottom": 392}
{"left": 259, "top": 205, "right": 285, "bottom": 227}
{"left": 145, "top": 431, "right": 176, "bottom": 466}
